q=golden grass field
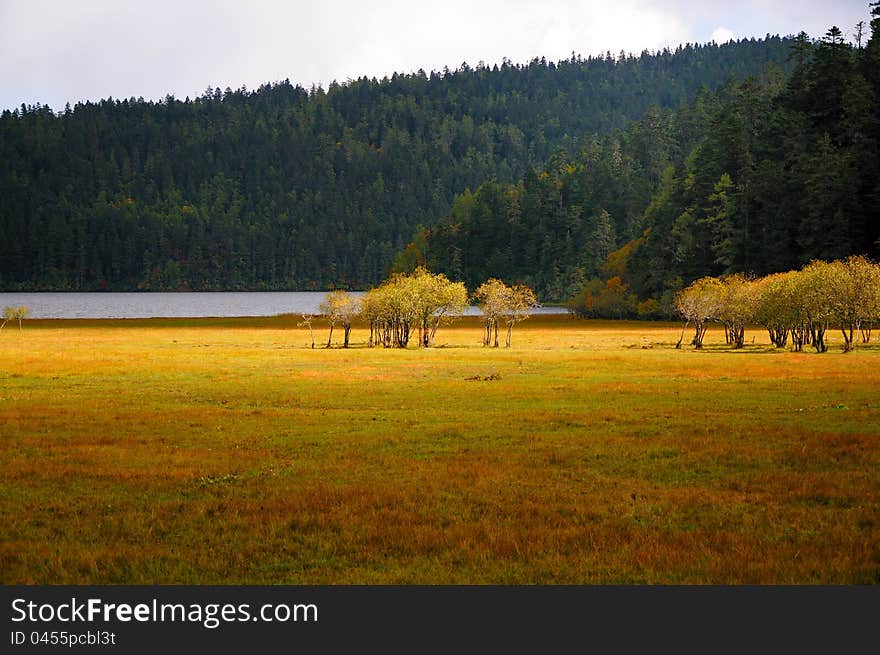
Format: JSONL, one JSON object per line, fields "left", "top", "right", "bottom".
{"left": 1, "top": 315, "right": 878, "bottom": 584}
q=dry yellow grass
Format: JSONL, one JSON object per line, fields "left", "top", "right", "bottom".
{"left": 1, "top": 316, "right": 878, "bottom": 583}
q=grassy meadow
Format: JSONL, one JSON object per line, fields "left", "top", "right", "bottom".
{"left": 1, "top": 315, "right": 878, "bottom": 584}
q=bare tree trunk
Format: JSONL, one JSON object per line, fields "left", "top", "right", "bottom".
{"left": 693, "top": 321, "right": 708, "bottom": 349}
{"left": 0, "top": 319, "right": 6, "bottom": 330}
{"left": 493, "top": 321, "right": 499, "bottom": 348}
{"left": 790, "top": 324, "right": 805, "bottom": 352}
{"left": 842, "top": 325, "right": 855, "bottom": 352}
{"left": 298, "top": 315, "right": 315, "bottom": 348}
{"left": 343, "top": 324, "right": 351, "bottom": 348}
{"left": 505, "top": 323, "right": 513, "bottom": 348}
{"left": 733, "top": 325, "right": 745, "bottom": 349}
{"left": 676, "top": 321, "right": 689, "bottom": 349}
{"left": 768, "top": 326, "right": 789, "bottom": 348}
{"left": 430, "top": 314, "right": 444, "bottom": 346}
{"left": 810, "top": 322, "right": 827, "bottom": 353}
{"left": 325, "top": 323, "right": 334, "bottom": 348}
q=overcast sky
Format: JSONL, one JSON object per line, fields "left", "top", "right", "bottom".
{"left": 0, "top": 1, "right": 871, "bottom": 112}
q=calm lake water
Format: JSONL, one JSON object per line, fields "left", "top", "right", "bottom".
{"left": 0, "top": 292, "right": 568, "bottom": 319}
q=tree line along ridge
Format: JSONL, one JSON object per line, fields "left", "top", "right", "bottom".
{"left": 1, "top": 35, "right": 793, "bottom": 292}
{"left": 415, "top": 12, "right": 880, "bottom": 312}
{"left": 2, "top": 6, "right": 878, "bottom": 312}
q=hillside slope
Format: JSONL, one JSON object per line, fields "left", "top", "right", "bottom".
{"left": 0, "top": 38, "right": 790, "bottom": 290}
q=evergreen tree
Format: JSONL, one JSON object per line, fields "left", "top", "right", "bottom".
{"left": 0, "top": 37, "right": 793, "bottom": 291}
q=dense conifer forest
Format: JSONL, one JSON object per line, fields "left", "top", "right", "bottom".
{"left": 419, "top": 10, "right": 880, "bottom": 311}
{"left": 1, "top": 36, "right": 792, "bottom": 291}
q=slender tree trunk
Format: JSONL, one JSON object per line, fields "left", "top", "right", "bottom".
{"left": 733, "top": 325, "right": 745, "bottom": 349}
{"left": 694, "top": 320, "right": 710, "bottom": 348}
{"left": 692, "top": 321, "right": 706, "bottom": 349}
{"left": 676, "top": 321, "right": 689, "bottom": 349}
{"left": 842, "top": 325, "right": 855, "bottom": 352}
{"left": 325, "top": 323, "right": 334, "bottom": 348}
{"left": 493, "top": 321, "right": 499, "bottom": 348}
{"left": 770, "top": 327, "right": 789, "bottom": 348}
{"left": 17, "top": 318, "right": 22, "bottom": 331}
{"left": 811, "top": 322, "right": 827, "bottom": 353}
{"left": 0, "top": 319, "right": 6, "bottom": 330}
{"left": 505, "top": 323, "right": 513, "bottom": 348}
{"left": 790, "top": 325, "right": 804, "bottom": 352}
{"left": 343, "top": 324, "right": 351, "bottom": 348}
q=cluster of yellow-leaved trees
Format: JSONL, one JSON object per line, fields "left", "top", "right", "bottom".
{"left": 675, "top": 256, "right": 880, "bottom": 352}
{"left": 0, "top": 305, "right": 30, "bottom": 331}
{"left": 314, "top": 267, "right": 538, "bottom": 349}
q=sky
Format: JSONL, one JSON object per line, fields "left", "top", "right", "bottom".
{"left": 0, "top": 1, "right": 871, "bottom": 112}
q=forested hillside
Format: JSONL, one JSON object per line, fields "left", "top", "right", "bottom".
{"left": 0, "top": 37, "right": 791, "bottom": 290}
{"left": 418, "top": 13, "right": 880, "bottom": 310}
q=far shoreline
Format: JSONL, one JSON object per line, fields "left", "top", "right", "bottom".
{"left": 16, "top": 314, "right": 685, "bottom": 329}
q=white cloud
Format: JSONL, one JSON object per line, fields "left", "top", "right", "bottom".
{"left": 0, "top": 0, "right": 872, "bottom": 111}
{"left": 0, "top": 0, "right": 693, "bottom": 110}
{"left": 332, "top": 0, "right": 692, "bottom": 84}
{"left": 711, "top": 26, "right": 737, "bottom": 43}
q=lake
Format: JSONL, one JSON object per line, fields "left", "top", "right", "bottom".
{"left": 0, "top": 292, "right": 569, "bottom": 319}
